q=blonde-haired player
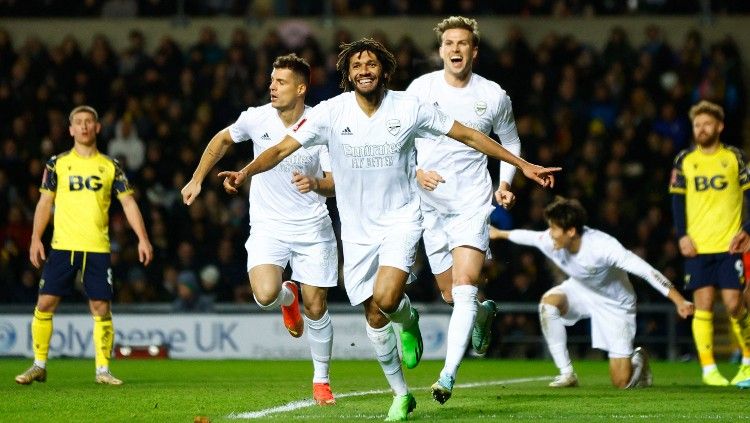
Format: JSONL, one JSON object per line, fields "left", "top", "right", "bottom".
{"left": 670, "top": 100, "right": 750, "bottom": 386}
{"left": 406, "top": 16, "right": 522, "bottom": 403}
{"left": 15, "top": 105, "right": 153, "bottom": 386}
{"left": 219, "top": 38, "right": 559, "bottom": 421}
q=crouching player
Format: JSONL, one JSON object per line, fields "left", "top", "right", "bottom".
{"left": 491, "top": 196, "right": 694, "bottom": 388}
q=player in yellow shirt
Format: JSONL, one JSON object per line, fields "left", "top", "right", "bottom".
{"left": 670, "top": 100, "right": 750, "bottom": 386}
{"left": 14, "top": 105, "right": 153, "bottom": 386}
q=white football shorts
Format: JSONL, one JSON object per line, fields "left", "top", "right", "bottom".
{"left": 245, "top": 225, "right": 338, "bottom": 288}
{"left": 422, "top": 202, "right": 493, "bottom": 275}
{"left": 341, "top": 224, "right": 423, "bottom": 306}
{"left": 550, "top": 278, "right": 636, "bottom": 357}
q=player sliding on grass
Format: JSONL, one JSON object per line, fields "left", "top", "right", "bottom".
{"left": 218, "top": 38, "right": 559, "bottom": 421}
{"left": 491, "top": 196, "right": 694, "bottom": 389}
{"left": 15, "top": 105, "right": 153, "bottom": 386}
{"left": 182, "top": 54, "right": 338, "bottom": 406}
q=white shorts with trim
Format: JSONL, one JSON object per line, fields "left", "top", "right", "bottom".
{"left": 245, "top": 226, "right": 338, "bottom": 288}
{"left": 422, "top": 203, "right": 493, "bottom": 275}
{"left": 552, "top": 278, "right": 636, "bottom": 357}
{"left": 342, "top": 224, "right": 422, "bottom": 306}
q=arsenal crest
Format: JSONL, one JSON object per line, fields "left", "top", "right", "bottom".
{"left": 474, "top": 101, "right": 487, "bottom": 116}
{"left": 387, "top": 119, "right": 401, "bottom": 136}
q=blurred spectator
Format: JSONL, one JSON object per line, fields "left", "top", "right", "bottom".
{"left": 172, "top": 270, "right": 213, "bottom": 312}
{"left": 107, "top": 114, "right": 146, "bottom": 172}
{"left": 102, "top": 0, "right": 138, "bottom": 18}
{"left": 0, "top": 17, "right": 745, "bottom": 355}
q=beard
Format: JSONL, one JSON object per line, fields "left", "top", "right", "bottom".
{"left": 695, "top": 131, "right": 719, "bottom": 146}
{"left": 353, "top": 80, "right": 386, "bottom": 102}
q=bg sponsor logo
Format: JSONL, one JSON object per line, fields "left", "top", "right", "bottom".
{"left": 694, "top": 175, "right": 727, "bottom": 191}
{"left": 69, "top": 175, "right": 103, "bottom": 191}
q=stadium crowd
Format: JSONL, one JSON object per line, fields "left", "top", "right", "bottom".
{"left": 1, "top": 0, "right": 749, "bottom": 17}
{"left": 0, "top": 15, "right": 746, "bottom": 357}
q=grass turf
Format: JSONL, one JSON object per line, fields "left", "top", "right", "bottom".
{"left": 1, "top": 358, "right": 748, "bottom": 422}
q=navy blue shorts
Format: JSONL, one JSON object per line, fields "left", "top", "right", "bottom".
{"left": 39, "top": 249, "right": 113, "bottom": 300}
{"left": 684, "top": 253, "right": 745, "bottom": 291}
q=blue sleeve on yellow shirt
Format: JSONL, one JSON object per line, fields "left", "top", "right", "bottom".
{"left": 672, "top": 193, "right": 686, "bottom": 238}
{"left": 41, "top": 156, "right": 58, "bottom": 192}
{"left": 111, "top": 158, "right": 132, "bottom": 196}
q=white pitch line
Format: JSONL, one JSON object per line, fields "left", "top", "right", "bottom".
{"left": 228, "top": 376, "right": 552, "bottom": 419}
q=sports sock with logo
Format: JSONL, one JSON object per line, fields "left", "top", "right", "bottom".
{"left": 440, "top": 285, "right": 478, "bottom": 379}
{"left": 539, "top": 303, "right": 573, "bottom": 375}
{"left": 366, "top": 322, "right": 408, "bottom": 396}
{"left": 93, "top": 313, "right": 114, "bottom": 369}
{"left": 305, "top": 311, "right": 333, "bottom": 384}
{"left": 730, "top": 309, "right": 750, "bottom": 364}
{"left": 693, "top": 309, "right": 715, "bottom": 368}
{"left": 31, "top": 308, "right": 53, "bottom": 367}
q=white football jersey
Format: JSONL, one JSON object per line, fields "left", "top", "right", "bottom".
{"left": 290, "top": 90, "right": 454, "bottom": 243}
{"left": 508, "top": 227, "right": 673, "bottom": 305}
{"left": 229, "top": 104, "right": 332, "bottom": 236}
{"left": 407, "top": 71, "right": 521, "bottom": 213}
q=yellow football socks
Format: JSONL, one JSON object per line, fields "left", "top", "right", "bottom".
{"left": 730, "top": 310, "right": 750, "bottom": 360}
{"left": 93, "top": 313, "right": 114, "bottom": 369}
{"left": 31, "top": 308, "right": 53, "bottom": 363}
{"left": 693, "top": 309, "right": 715, "bottom": 367}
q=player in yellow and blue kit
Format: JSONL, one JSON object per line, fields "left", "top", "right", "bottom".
{"left": 14, "top": 105, "right": 153, "bottom": 386}
{"left": 669, "top": 100, "right": 750, "bottom": 387}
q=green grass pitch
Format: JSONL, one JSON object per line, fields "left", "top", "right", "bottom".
{"left": 1, "top": 358, "right": 748, "bottom": 422}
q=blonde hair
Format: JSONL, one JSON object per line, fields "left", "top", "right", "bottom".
{"left": 434, "top": 16, "right": 480, "bottom": 46}
{"left": 688, "top": 100, "right": 724, "bottom": 122}
{"left": 68, "top": 105, "right": 99, "bottom": 123}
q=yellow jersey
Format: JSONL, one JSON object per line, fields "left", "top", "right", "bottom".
{"left": 669, "top": 144, "right": 750, "bottom": 253}
{"left": 40, "top": 149, "right": 133, "bottom": 253}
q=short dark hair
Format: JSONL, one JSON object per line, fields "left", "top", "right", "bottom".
{"left": 434, "top": 16, "right": 480, "bottom": 46}
{"left": 543, "top": 196, "right": 587, "bottom": 234}
{"left": 273, "top": 53, "right": 311, "bottom": 85}
{"left": 688, "top": 100, "right": 724, "bottom": 122}
{"left": 336, "top": 38, "right": 396, "bottom": 91}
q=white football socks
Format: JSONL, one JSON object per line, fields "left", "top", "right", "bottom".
{"left": 305, "top": 311, "right": 333, "bottom": 384}
{"left": 539, "top": 303, "right": 573, "bottom": 375}
{"left": 440, "top": 285, "right": 479, "bottom": 379}
{"left": 253, "top": 283, "right": 294, "bottom": 310}
{"left": 382, "top": 294, "right": 415, "bottom": 328}
{"left": 366, "top": 322, "right": 408, "bottom": 396}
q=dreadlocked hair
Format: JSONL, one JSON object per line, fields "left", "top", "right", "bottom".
{"left": 336, "top": 38, "right": 396, "bottom": 91}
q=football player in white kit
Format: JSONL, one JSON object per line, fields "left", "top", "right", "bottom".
{"left": 218, "top": 39, "right": 559, "bottom": 421}
{"left": 492, "top": 197, "right": 694, "bottom": 389}
{"left": 181, "top": 54, "right": 338, "bottom": 406}
{"left": 406, "top": 16, "right": 521, "bottom": 404}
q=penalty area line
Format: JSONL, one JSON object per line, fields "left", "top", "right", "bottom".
{"left": 227, "top": 376, "right": 552, "bottom": 419}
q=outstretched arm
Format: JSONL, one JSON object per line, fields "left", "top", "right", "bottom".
{"left": 218, "top": 135, "right": 303, "bottom": 194}
{"left": 607, "top": 241, "right": 693, "bottom": 317}
{"left": 489, "top": 226, "right": 510, "bottom": 241}
{"left": 666, "top": 287, "right": 695, "bottom": 319}
{"left": 445, "top": 122, "right": 560, "bottom": 188}
{"left": 182, "top": 128, "right": 234, "bottom": 205}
